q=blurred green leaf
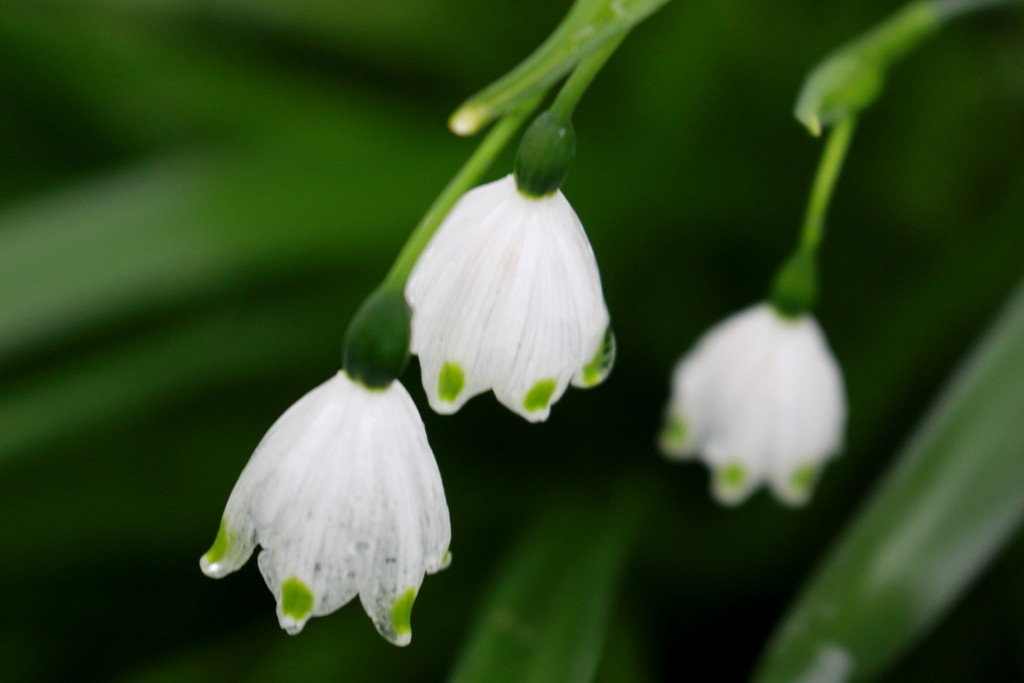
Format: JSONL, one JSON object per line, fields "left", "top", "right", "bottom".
{"left": 753, "top": 274, "right": 1024, "bottom": 682}
{"left": 0, "top": 134, "right": 458, "bottom": 361}
{"left": 0, "top": 282, "right": 352, "bottom": 460}
{"left": 593, "top": 606, "right": 656, "bottom": 683}
{"left": 449, "top": 495, "right": 638, "bottom": 683}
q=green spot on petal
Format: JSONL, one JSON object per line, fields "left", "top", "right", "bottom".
{"left": 281, "top": 578, "right": 314, "bottom": 621}
{"left": 720, "top": 463, "right": 746, "bottom": 490}
{"left": 582, "top": 327, "right": 616, "bottom": 387}
{"left": 438, "top": 362, "right": 465, "bottom": 403}
{"left": 660, "top": 416, "right": 688, "bottom": 454}
{"left": 523, "top": 379, "right": 557, "bottom": 412}
{"left": 203, "top": 519, "right": 230, "bottom": 564}
{"left": 791, "top": 464, "right": 819, "bottom": 497}
{"left": 391, "top": 588, "right": 417, "bottom": 636}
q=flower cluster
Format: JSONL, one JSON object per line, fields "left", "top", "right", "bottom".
{"left": 200, "top": 86, "right": 851, "bottom": 643}
{"left": 200, "top": 120, "right": 615, "bottom": 641}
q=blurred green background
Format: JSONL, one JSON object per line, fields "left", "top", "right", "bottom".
{"left": 1, "top": 1, "right": 1022, "bottom": 681}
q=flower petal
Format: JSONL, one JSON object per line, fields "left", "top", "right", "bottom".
{"left": 661, "top": 303, "right": 847, "bottom": 505}
{"left": 407, "top": 174, "right": 611, "bottom": 421}
{"left": 200, "top": 372, "right": 451, "bottom": 642}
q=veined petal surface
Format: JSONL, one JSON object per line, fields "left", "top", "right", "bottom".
{"left": 200, "top": 371, "right": 450, "bottom": 644}
{"left": 407, "top": 174, "right": 611, "bottom": 422}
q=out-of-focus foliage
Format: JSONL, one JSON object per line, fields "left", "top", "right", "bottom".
{"left": 756, "top": 279, "right": 1024, "bottom": 682}
{"left": 1, "top": 1, "right": 1022, "bottom": 681}
{"left": 449, "top": 496, "right": 636, "bottom": 683}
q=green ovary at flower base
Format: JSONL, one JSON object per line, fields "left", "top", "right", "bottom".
{"left": 403, "top": 37, "right": 625, "bottom": 423}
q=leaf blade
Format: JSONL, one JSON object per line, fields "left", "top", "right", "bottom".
{"left": 449, "top": 496, "right": 637, "bottom": 683}
{"left": 753, "top": 275, "right": 1024, "bottom": 682}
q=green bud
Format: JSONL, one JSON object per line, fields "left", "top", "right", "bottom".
{"left": 771, "top": 250, "right": 818, "bottom": 319}
{"left": 514, "top": 111, "right": 576, "bottom": 198}
{"left": 794, "top": 1, "right": 940, "bottom": 134}
{"left": 343, "top": 287, "right": 411, "bottom": 389}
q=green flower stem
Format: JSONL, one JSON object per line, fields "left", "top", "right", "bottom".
{"left": 548, "top": 31, "right": 627, "bottom": 123}
{"left": 794, "top": 2, "right": 939, "bottom": 134}
{"left": 770, "top": 116, "right": 856, "bottom": 316}
{"left": 800, "top": 116, "right": 857, "bottom": 255}
{"left": 796, "top": 0, "right": 1019, "bottom": 134}
{"left": 381, "top": 95, "right": 543, "bottom": 293}
{"left": 448, "top": 0, "right": 671, "bottom": 135}
{"left": 514, "top": 32, "right": 625, "bottom": 197}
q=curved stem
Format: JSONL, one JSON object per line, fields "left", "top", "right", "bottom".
{"left": 548, "top": 32, "right": 627, "bottom": 123}
{"left": 800, "top": 116, "right": 857, "bottom": 254}
{"left": 449, "top": 0, "right": 671, "bottom": 135}
{"left": 382, "top": 94, "right": 544, "bottom": 292}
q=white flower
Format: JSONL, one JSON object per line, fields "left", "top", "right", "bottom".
{"left": 199, "top": 371, "right": 451, "bottom": 645}
{"left": 660, "top": 303, "right": 846, "bottom": 506}
{"left": 406, "top": 174, "right": 613, "bottom": 423}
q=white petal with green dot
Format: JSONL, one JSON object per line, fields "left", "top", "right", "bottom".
{"left": 660, "top": 303, "right": 846, "bottom": 506}
{"left": 198, "top": 371, "right": 451, "bottom": 643}
{"left": 406, "top": 174, "right": 611, "bottom": 422}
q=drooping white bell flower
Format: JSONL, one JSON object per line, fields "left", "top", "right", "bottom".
{"left": 659, "top": 303, "right": 846, "bottom": 506}
{"left": 199, "top": 371, "right": 451, "bottom": 645}
{"left": 405, "top": 173, "right": 614, "bottom": 423}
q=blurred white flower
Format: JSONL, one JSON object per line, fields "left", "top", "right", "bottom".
{"left": 660, "top": 303, "right": 846, "bottom": 506}
{"left": 406, "top": 173, "right": 613, "bottom": 423}
{"left": 199, "top": 371, "right": 451, "bottom": 645}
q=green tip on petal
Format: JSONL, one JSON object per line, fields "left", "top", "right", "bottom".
{"left": 438, "top": 362, "right": 465, "bottom": 403}
{"left": 281, "top": 578, "right": 315, "bottom": 622}
{"left": 782, "top": 463, "right": 821, "bottom": 507}
{"left": 440, "top": 551, "right": 452, "bottom": 569}
{"left": 659, "top": 416, "right": 689, "bottom": 457}
{"left": 721, "top": 463, "right": 746, "bottom": 488}
{"left": 713, "top": 463, "right": 750, "bottom": 506}
{"left": 203, "top": 519, "right": 230, "bottom": 565}
{"left": 200, "top": 519, "right": 238, "bottom": 578}
{"left": 581, "top": 327, "right": 616, "bottom": 387}
{"left": 523, "top": 379, "right": 557, "bottom": 412}
{"left": 391, "top": 588, "right": 417, "bottom": 638}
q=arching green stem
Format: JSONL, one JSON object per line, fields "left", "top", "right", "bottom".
{"left": 548, "top": 32, "right": 627, "bottom": 123}
{"left": 381, "top": 94, "right": 544, "bottom": 292}
{"left": 448, "top": 0, "right": 671, "bottom": 135}
{"left": 771, "top": 116, "right": 857, "bottom": 317}
{"left": 795, "top": 0, "right": 1019, "bottom": 134}
{"left": 514, "top": 31, "right": 627, "bottom": 197}
{"left": 800, "top": 116, "right": 857, "bottom": 254}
